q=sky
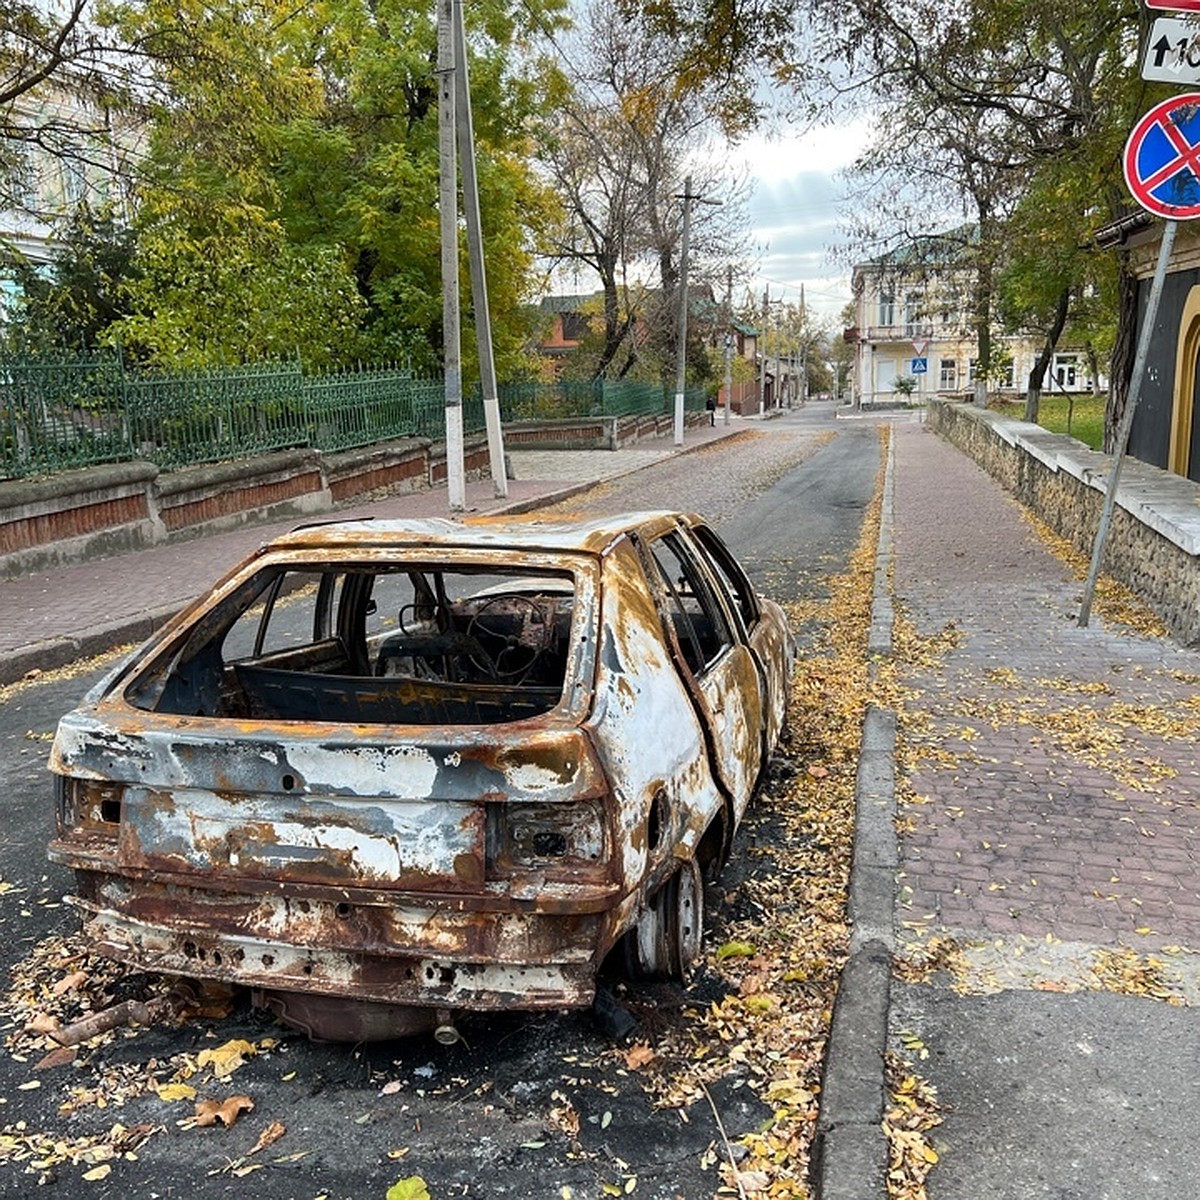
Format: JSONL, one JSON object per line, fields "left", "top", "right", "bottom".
{"left": 729, "top": 117, "right": 874, "bottom": 325}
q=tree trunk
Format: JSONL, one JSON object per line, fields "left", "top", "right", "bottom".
{"left": 972, "top": 257, "right": 993, "bottom": 407}
{"left": 1025, "top": 287, "right": 1071, "bottom": 423}
{"left": 1085, "top": 342, "right": 1101, "bottom": 396}
{"left": 1106, "top": 258, "right": 1138, "bottom": 453}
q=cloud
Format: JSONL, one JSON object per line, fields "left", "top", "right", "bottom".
{"left": 731, "top": 121, "right": 872, "bottom": 318}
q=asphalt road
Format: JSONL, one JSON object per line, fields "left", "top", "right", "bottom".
{"left": 0, "top": 407, "right": 882, "bottom": 1199}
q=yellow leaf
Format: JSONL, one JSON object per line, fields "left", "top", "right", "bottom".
{"left": 386, "top": 1178, "right": 431, "bottom": 1200}
{"left": 715, "top": 941, "right": 756, "bottom": 961}
{"left": 197, "top": 1039, "right": 257, "bottom": 1079}
{"left": 82, "top": 1164, "right": 112, "bottom": 1181}
{"left": 155, "top": 1083, "right": 197, "bottom": 1102}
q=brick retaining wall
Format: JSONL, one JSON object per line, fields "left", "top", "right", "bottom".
{"left": 928, "top": 399, "right": 1200, "bottom": 645}
{"left": 0, "top": 414, "right": 711, "bottom": 579}
{"left": 0, "top": 435, "right": 487, "bottom": 579}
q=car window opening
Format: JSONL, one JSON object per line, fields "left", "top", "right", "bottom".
{"left": 127, "top": 565, "right": 577, "bottom": 725}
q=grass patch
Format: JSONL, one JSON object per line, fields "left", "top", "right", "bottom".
{"left": 995, "top": 395, "right": 1106, "bottom": 450}
{"left": 1034, "top": 393, "right": 1105, "bottom": 449}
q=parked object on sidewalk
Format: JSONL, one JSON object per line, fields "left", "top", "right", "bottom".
{"left": 47, "top": 512, "right": 794, "bottom": 1040}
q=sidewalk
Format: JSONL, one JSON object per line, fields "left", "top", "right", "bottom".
{"left": 839, "top": 421, "right": 1200, "bottom": 1198}
{"left": 0, "top": 418, "right": 750, "bottom": 684}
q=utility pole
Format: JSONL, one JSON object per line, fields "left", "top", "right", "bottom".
{"left": 436, "top": 0, "right": 465, "bottom": 511}
{"left": 452, "top": 0, "right": 507, "bottom": 497}
{"left": 799, "top": 283, "right": 808, "bottom": 409}
{"left": 759, "top": 285, "right": 769, "bottom": 413}
{"left": 723, "top": 264, "right": 732, "bottom": 427}
{"left": 673, "top": 177, "right": 721, "bottom": 446}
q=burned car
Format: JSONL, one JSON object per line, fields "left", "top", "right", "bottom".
{"left": 48, "top": 512, "right": 794, "bottom": 1040}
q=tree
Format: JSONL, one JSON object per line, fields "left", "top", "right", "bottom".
{"left": 538, "top": 0, "right": 750, "bottom": 381}
{"left": 104, "top": 0, "right": 565, "bottom": 371}
{"left": 5, "top": 202, "right": 136, "bottom": 352}
{"left": 0, "top": 0, "right": 141, "bottom": 215}
{"left": 636, "top": 0, "right": 1155, "bottom": 438}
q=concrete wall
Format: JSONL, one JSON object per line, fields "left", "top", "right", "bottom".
{"left": 928, "top": 399, "right": 1200, "bottom": 646}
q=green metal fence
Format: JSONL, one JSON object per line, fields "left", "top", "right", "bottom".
{"left": 0, "top": 353, "right": 705, "bottom": 480}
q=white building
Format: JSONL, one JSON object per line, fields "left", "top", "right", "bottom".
{"left": 848, "top": 239, "right": 1104, "bottom": 408}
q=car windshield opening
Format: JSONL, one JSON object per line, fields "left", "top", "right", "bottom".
{"left": 125, "top": 564, "right": 577, "bottom": 725}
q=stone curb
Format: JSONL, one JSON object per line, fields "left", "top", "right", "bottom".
{"left": 813, "top": 431, "right": 898, "bottom": 1199}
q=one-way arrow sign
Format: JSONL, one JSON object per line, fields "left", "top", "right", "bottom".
{"left": 1143, "top": 16, "right": 1200, "bottom": 83}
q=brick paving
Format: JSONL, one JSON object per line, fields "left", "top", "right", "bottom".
{"left": 892, "top": 422, "right": 1200, "bottom": 955}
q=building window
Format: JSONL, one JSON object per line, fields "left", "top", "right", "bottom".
{"left": 878, "top": 292, "right": 895, "bottom": 327}
{"left": 62, "top": 158, "right": 88, "bottom": 206}
{"left": 559, "top": 312, "right": 590, "bottom": 342}
{"left": 939, "top": 359, "right": 957, "bottom": 389}
{"left": 998, "top": 360, "right": 1015, "bottom": 388}
{"left": 5, "top": 145, "right": 37, "bottom": 208}
{"left": 1054, "top": 354, "right": 1078, "bottom": 389}
{"left": 904, "top": 291, "right": 922, "bottom": 332}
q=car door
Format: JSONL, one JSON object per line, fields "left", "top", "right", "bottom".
{"left": 640, "top": 530, "right": 764, "bottom": 820}
{"left": 685, "top": 521, "right": 793, "bottom": 753}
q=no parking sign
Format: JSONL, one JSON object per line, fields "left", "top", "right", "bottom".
{"left": 1124, "top": 93, "right": 1200, "bottom": 219}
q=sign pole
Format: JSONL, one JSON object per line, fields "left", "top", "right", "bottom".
{"left": 1078, "top": 218, "right": 1177, "bottom": 626}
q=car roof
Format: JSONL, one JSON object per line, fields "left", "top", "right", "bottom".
{"left": 268, "top": 511, "right": 702, "bottom": 557}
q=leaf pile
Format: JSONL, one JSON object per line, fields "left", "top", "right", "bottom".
{"left": 1018, "top": 508, "right": 1169, "bottom": 638}
{"left": 622, "top": 429, "right": 889, "bottom": 1196}
{"left": 883, "top": 1052, "right": 942, "bottom": 1200}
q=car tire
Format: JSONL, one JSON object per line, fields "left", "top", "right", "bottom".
{"left": 624, "top": 857, "right": 705, "bottom": 982}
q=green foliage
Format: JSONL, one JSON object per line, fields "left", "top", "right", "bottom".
{"left": 110, "top": 224, "right": 367, "bottom": 367}
{"left": 5, "top": 204, "right": 137, "bottom": 353}
{"left": 103, "top": 0, "right": 565, "bottom": 371}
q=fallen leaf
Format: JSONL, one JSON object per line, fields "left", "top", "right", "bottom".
{"left": 81, "top": 1164, "right": 112, "bottom": 1182}
{"left": 381, "top": 1080, "right": 403, "bottom": 1096}
{"left": 386, "top": 1177, "right": 431, "bottom": 1200}
{"left": 622, "top": 1043, "right": 655, "bottom": 1070}
{"left": 52, "top": 971, "right": 89, "bottom": 996}
{"left": 155, "top": 1082, "right": 198, "bottom": 1102}
{"left": 34, "top": 1046, "right": 76, "bottom": 1071}
{"left": 194, "top": 1095, "right": 255, "bottom": 1128}
{"left": 715, "top": 940, "right": 756, "bottom": 961}
{"left": 248, "top": 1120, "right": 286, "bottom": 1155}
{"left": 196, "top": 1039, "right": 258, "bottom": 1079}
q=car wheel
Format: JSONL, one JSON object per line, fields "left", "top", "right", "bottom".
{"left": 626, "top": 857, "right": 705, "bottom": 982}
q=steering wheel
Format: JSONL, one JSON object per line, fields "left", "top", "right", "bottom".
{"left": 466, "top": 595, "right": 548, "bottom": 682}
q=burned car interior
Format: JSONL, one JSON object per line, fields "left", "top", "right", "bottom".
{"left": 126, "top": 564, "right": 578, "bottom": 726}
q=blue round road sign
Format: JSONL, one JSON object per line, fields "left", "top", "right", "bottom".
{"left": 1125, "top": 93, "right": 1200, "bottom": 219}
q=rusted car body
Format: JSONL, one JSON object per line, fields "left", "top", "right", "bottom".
{"left": 48, "top": 511, "right": 794, "bottom": 1040}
